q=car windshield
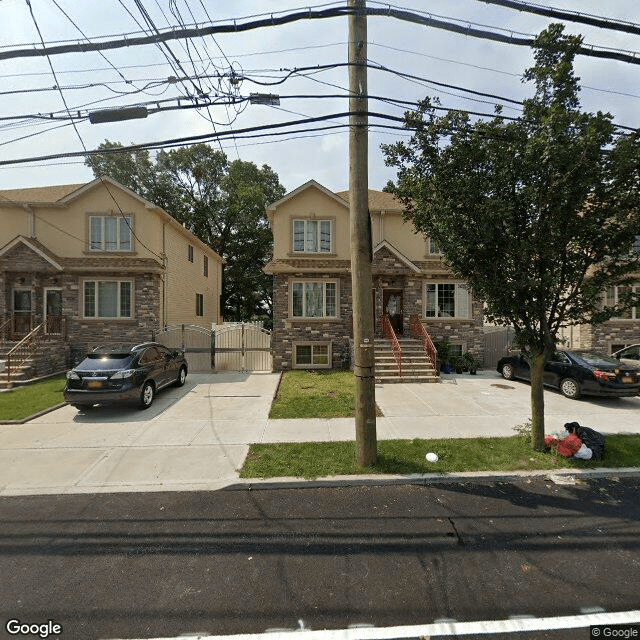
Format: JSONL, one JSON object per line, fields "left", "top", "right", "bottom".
{"left": 75, "top": 354, "right": 134, "bottom": 371}
{"left": 573, "top": 352, "right": 621, "bottom": 367}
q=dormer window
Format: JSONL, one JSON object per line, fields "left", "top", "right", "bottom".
{"left": 293, "top": 219, "right": 331, "bottom": 253}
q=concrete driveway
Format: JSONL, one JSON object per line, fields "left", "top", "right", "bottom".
{"left": 0, "top": 372, "right": 280, "bottom": 496}
{"left": 0, "top": 370, "right": 637, "bottom": 496}
{"left": 373, "top": 370, "right": 640, "bottom": 440}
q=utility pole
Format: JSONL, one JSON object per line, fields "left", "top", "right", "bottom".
{"left": 348, "top": 0, "right": 376, "bottom": 467}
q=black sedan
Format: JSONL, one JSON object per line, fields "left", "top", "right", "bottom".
{"left": 496, "top": 349, "right": 640, "bottom": 399}
{"left": 64, "top": 342, "right": 188, "bottom": 410}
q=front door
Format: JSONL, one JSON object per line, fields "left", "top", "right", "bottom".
{"left": 45, "top": 288, "right": 63, "bottom": 334}
{"left": 383, "top": 289, "right": 403, "bottom": 335}
{"left": 13, "top": 288, "right": 32, "bottom": 336}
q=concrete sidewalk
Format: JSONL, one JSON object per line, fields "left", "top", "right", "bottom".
{"left": 0, "top": 370, "right": 638, "bottom": 496}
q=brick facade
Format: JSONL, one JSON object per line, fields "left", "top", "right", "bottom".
{"left": 272, "top": 272, "right": 352, "bottom": 371}
{"left": 270, "top": 266, "right": 485, "bottom": 371}
{"left": 1, "top": 239, "right": 162, "bottom": 367}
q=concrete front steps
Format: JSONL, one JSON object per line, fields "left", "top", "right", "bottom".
{"left": 374, "top": 337, "right": 439, "bottom": 383}
{"left": 0, "top": 340, "right": 67, "bottom": 388}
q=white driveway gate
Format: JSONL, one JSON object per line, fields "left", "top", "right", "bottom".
{"left": 213, "top": 322, "right": 272, "bottom": 371}
{"left": 155, "top": 324, "right": 212, "bottom": 372}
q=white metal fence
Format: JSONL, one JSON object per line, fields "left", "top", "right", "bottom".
{"left": 213, "top": 322, "right": 272, "bottom": 371}
{"left": 155, "top": 324, "right": 212, "bottom": 372}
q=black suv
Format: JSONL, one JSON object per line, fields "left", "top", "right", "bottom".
{"left": 64, "top": 342, "right": 188, "bottom": 410}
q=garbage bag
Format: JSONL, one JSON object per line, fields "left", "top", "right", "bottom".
{"left": 565, "top": 422, "right": 605, "bottom": 461}
{"left": 573, "top": 443, "right": 593, "bottom": 460}
{"left": 545, "top": 433, "right": 583, "bottom": 458}
{"left": 556, "top": 433, "right": 583, "bottom": 458}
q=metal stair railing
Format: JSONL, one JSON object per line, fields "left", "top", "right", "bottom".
{"left": 6, "top": 323, "right": 44, "bottom": 386}
{"left": 410, "top": 314, "right": 439, "bottom": 374}
{"left": 381, "top": 314, "right": 402, "bottom": 378}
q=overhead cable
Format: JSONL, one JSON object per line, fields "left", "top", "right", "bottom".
{"left": 1, "top": 6, "right": 639, "bottom": 66}
{"left": 475, "top": 0, "right": 640, "bottom": 36}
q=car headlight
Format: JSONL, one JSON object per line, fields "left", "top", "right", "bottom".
{"left": 66, "top": 370, "right": 80, "bottom": 380}
{"left": 110, "top": 369, "right": 135, "bottom": 379}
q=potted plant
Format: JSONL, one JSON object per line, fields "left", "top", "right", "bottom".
{"left": 452, "top": 354, "right": 466, "bottom": 374}
{"left": 463, "top": 352, "right": 482, "bottom": 375}
{"left": 435, "top": 338, "right": 454, "bottom": 373}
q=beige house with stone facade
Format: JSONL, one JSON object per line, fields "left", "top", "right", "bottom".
{"left": 263, "top": 180, "right": 484, "bottom": 373}
{"left": 0, "top": 176, "right": 222, "bottom": 377}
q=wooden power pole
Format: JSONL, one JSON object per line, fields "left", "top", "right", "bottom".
{"left": 348, "top": 0, "right": 377, "bottom": 467}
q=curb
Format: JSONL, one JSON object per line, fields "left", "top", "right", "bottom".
{"left": 230, "top": 466, "right": 640, "bottom": 491}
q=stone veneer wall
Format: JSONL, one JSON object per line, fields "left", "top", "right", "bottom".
{"left": 66, "top": 271, "right": 161, "bottom": 356}
{"left": 2, "top": 269, "right": 161, "bottom": 362}
{"left": 271, "top": 272, "right": 352, "bottom": 371}
{"left": 589, "top": 322, "right": 640, "bottom": 354}
{"left": 374, "top": 273, "right": 485, "bottom": 365}
{"left": 272, "top": 269, "right": 486, "bottom": 371}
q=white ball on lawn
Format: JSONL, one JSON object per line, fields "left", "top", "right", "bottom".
{"left": 426, "top": 452, "right": 438, "bottom": 463}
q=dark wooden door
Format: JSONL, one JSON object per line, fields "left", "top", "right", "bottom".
{"left": 383, "top": 289, "right": 403, "bottom": 335}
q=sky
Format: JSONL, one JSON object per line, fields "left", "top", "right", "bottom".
{"left": 0, "top": 0, "right": 638, "bottom": 196}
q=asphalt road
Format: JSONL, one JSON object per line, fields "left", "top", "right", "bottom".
{"left": 1, "top": 478, "right": 640, "bottom": 640}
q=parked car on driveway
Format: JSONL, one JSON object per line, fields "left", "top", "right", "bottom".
{"left": 612, "top": 344, "right": 640, "bottom": 367}
{"left": 64, "top": 342, "right": 187, "bottom": 410}
{"left": 497, "top": 349, "right": 640, "bottom": 399}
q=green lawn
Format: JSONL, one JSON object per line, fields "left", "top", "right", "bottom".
{"left": 0, "top": 376, "right": 66, "bottom": 421}
{"left": 270, "top": 370, "right": 382, "bottom": 419}
{"left": 240, "top": 434, "right": 640, "bottom": 479}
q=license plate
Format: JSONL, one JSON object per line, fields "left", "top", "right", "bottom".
{"left": 86, "top": 380, "right": 103, "bottom": 389}
{"left": 622, "top": 376, "right": 634, "bottom": 384}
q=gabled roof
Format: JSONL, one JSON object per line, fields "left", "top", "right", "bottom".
{"left": 0, "top": 235, "right": 64, "bottom": 270}
{"left": 0, "top": 183, "right": 85, "bottom": 205}
{"left": 372, "top": 240, "right": 421, "bottom": 273}
{"left": 266, "top": 179, "right": 348, "bottom": 214}
{"left": 336, "top": 189, "right": 404, "bottom": 212}
{"left": 0, "top": 177, "right": 223, "bottom": 265}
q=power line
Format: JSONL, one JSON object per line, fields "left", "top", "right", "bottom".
{"left": 2, "top": 5, "right": 639, "bottom": 66}
{"left": 474, "top": 0, "right": 640, "bottom": 36}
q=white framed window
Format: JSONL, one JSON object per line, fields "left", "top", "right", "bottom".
{"left": 89, "top": 215, "right": 132, "bottom": 251}
{"left": 425, "top": 282, "right": 471, "bottom": 319}
{"left": 606, "top": 285, "right": 640, "bottom": 320}
{"left": 291, "top": 280, "right": 338, "bottom": 318}
{"left": 294, "top": 343, "right": 331, "bottom": 368}
{"left": 83, "top": 280, "right": 132, "bottom": 318}
{"left": 293, "top": 219, "right": 332, "bottom": 253}
{"left": 428, "top": 238, "right": 443, "bottom": 255}
{"left": 188, "top": 245, "right": 194, "bottom": 262}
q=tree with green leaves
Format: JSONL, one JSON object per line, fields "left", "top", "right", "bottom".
{"left": 383, "top": 24, "right": 640, "bottom": 449}
{"left": 86, "top": 143, "right": 285, "bottom": 324}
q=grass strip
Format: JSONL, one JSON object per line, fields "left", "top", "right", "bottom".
{"left": 269, "top": 370, "right": 382, "bottom": 419}
{"left": 0, "top": 376, "right": 66, "bottom": 421}
{"left": 240, "top": 435, "right": 640, "bottom": 479}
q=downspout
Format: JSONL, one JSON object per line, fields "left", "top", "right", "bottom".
{"left": 23, "top": 204, "right": 35, "bottom": 237}
{"left": 162, "top": 222, "right": 167, "bottom": 327}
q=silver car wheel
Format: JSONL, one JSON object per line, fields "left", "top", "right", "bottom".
{"left": 140, "top": 382, "right": 154, "bottom": 408}
{"left": 501, "top": 363, "right": 514, "bottom": 380}
{"left": 560, "top": 378, "right": 580, "bottom": 399}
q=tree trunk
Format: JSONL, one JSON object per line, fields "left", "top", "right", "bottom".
{"left": 529, "top": 347, "right": 552, "bottom": 450}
